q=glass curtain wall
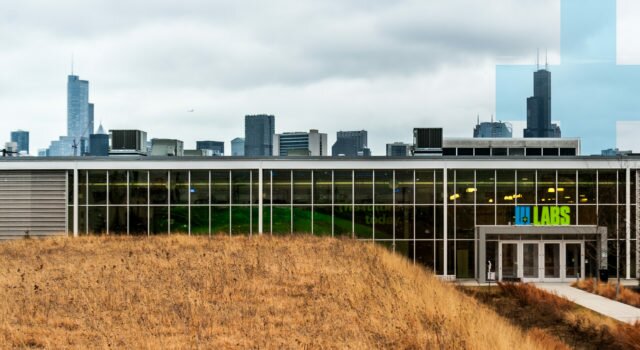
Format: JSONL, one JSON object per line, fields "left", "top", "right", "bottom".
{"left": 73, "top": 167, "right": 636, "bottom": 278}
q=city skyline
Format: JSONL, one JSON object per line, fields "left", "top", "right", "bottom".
{"left": 2, "top": 1, "right": 640, "bottom": 155}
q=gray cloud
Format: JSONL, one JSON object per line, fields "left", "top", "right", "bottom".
{"left": 1, "top": 0, "right": 610, "bottom": 155}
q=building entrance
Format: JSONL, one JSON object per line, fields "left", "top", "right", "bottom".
{"left": 498, "top": 241, "right": 584, "bottom": 282}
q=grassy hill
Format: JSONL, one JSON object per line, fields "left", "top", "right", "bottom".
{"left": 0, "top": 236, "right": 560, "bottom": 349}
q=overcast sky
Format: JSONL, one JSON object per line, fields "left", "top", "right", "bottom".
{"left": 1, "top": 0, "right": 640, "bottom": 155}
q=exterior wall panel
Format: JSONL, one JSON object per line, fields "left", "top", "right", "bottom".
{"left": 0, "top": 171, "right": 66, "bottom": 239}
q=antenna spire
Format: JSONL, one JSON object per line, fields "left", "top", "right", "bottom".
{"left": 545, "top": 48, "right": 548, "bottom": 70}
{"left": 536, "top": 48, "right": 540, "bottom": 70}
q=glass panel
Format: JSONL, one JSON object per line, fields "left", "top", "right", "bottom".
{"left": 598, "top": 205, "right": 618, "bottom": 239}
{"left": 293, "top": 171, "right": 312, "bottom": 205}
{"left": 149, "top": 171, "right": 168, "bottom": 205}
{"left": 415, "top": 206, "right": 434, "bottom": 239}
{"left": 374, "top": 205, "right": 394, "bottom": 240}
{"left": 497, "top": 170, "right": 516, "bottom": 204}
{"left": 544, "top": 243, "right": 560, "bottom": 278}
{"left": 211, "top": 206, "right": 230, "bottom": 234}
{"left": 77, "top": 171, "right": 86, "bottom": 204}
{"left": 334, "top": 205, "right": 352, "bottom": 236}
{"left": 88, "top": 206, "right": 106, "bottom": 234}
{"left": 415, "top": 170, "right": 434, "bottom": 204}
{"left": 262, "top": 170, "right": 271, "bottom": 205}
{"left": 190, "top": 206, "right": 209, "bottom": 235}
{"left": 313, "top": 170, "right": 332, "bottom": 205}
{"left": 396, "top": 240, "right": 412, "bottom": 261}
{"left": 354, "top": 205, "right": 373, "bottom": 239}
{"left": 435, "top": 240, "right": 444, "bottom": 275}
{"left": 374, "top": 170, "right": 393, "bottom": 204}
{"left": 501, "top": 243, "right": 517, "bottom": 279}
{"left": 211, "top": 171, "right": 230, "bottom": 205}
{"left": 435, "top": 206, "right": 444, "bottom": 239}
{"left": 108, "top": 170, "right": 127, "bottom": 205}
{"left": 129, "top": 170, "right": 148, "bottom": 205}
{"left": 395, "top": 206, "right": 413, "bottom": 240}
{"left": 566, "top": 243, "right": 581, "bottom": 278}
{"left": 476, "top": 205, "right": 495, "bottom": 225}
{"left": 557, "top": 170, "right": 577, "bottom": 204}
{"left": 68, "top": 170, "right": 75, "bottom": 205}
{"left": 313, "top": 206, "right": 332, "bottom": 236}
{"left": 149, "top": 206, "right": 168, "bottom": 234}
{"left": 516, "top": 170, "right": 535, "bottom": 204}
{"left": 578, "top": 170, "right": 597, "bottom": 204}
{"left": 190, "top": 171, "right": 209, "bottom": 205}
{"left": 496, "top": 205, "right": 516, "bottom": 225}
{"left": 395, "top": 170, "right": 414, "bottom": 204}
{"left": 130, "top": 206, "right": 147, "bottom": 235}
{"left": 252, "top": 170, "right": 260, "bottom": 205}
{"left": 271, "top": 206, "right": 291, "bottom": 234}
{"left": 476, "top": 170, "right": 495, "bottom": 204}
{"left": 108, "top": 206, "right": 127, "bottom": 234}
{"left": 598, "top": 170, "right": 617, "bottom": 204}
{"left": 170, "top": 171, "right": 189, "bottom": 205}
{"left": 537, "top": 170, "right": 556, "bottom": 204}
{"left": 455, "top": 170, "right": 474, "bottom": 204}
{"left": 292, "top": 206, "right": 312, "bottom": 233}
{"left": 170, "top": 206, "right": 189, "bottom": 233}
{"left": 231, "top": 170, "right": 251, "bottom": 205}
{"left": 334, "top": 171, "right": 353, "bottom": 205}
{"left": 231, "top": 206, "right": 251, "bottom": 234}
{"left": 261, "top": 206, "right": 271, "bottom": 234}
{"left": 456, "top": 206, "right": 474, "bottom": 239}
{"left": 415, "top": 240, "right": 435, "bottom": 271}
{"left": 77, "top": 206, "right": 87, "bottom": 235}
{"left": 435, "top": 170, "right": 444, "bottom": 205}
{"left": 354, "top": 170, "right": 373, "bottom": 204}
{"left": 271, "top": 170, "right": 291, "bottom": 205}
{"left": 88, "top": 171, "right": 107, "bottom": 205}
{"left": 456, "top": 241, "right": 474, "bottom": 278}
{"left": 523, "top": 243, "right": 539, "bottom": 278}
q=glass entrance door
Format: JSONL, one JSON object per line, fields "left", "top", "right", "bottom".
{"left": 500, "top": 243, "right": 518, "bottom": 280}
{"left": 522, "top": 243, "right": 539, "bottom": 279}
{"left": 544, "top": 243, "right": 561, "bottom": 280}
{"left": 565, "top": 243, "right": 582, "bottom": 279}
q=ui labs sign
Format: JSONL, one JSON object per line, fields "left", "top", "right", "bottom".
{"left": 515, "top": 205, "right": 571, "bottom": 226}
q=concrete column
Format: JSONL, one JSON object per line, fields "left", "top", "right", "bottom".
{"left": 258, "top": 164, "right": 263, "bottom": 235}
{"left": 626, "top": 166, "right": 631, "bottom": 279}
{"left": 443, "top": 168, "right": 448, "bottom": 276}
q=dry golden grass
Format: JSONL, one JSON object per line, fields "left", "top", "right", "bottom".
{"left": 573, "top": 279, "right": 640, "bottom": 308}
{"left": 1, "top": 235, "right": 552, "bottom": 349}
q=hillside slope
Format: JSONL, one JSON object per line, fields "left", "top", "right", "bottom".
{"left": 0, "top": 236, "right": 552, "bottom": 349}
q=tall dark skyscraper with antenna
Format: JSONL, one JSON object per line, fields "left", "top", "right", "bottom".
{"left": 524, "top": 54, "right": 561, "bottom": 138}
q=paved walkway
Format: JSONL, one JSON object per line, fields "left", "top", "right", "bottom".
{"left": 534, "top": 283, "right": 640, "bottom": 324}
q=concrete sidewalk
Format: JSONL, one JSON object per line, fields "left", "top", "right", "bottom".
{"left": 535, "top": 283, "right": 640, "bottom": 324}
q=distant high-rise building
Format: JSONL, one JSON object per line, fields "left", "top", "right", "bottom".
{"left": 244, "top": 114, "right": 275, "bottom": 156}
{"left": 231, "top": 138, "right": 245, "bottom": 156}
{"left": 386, "top": 142, "right": 411, "bottom": 156}
{"left": 89, "top": 123, "right": 109, "bottom": 156}
{"left": 273, "top": 129, "right": 328, "bottom": 156}
{"left": 331, "top": 130, "right": 368, "bottom": 156}
{"left": 473, "top": 117, "right": 512, "bottom": 138}
{"left": 10, "top": 130, "right": 29, "bottom": 154}
{"left": 67, "top": 75, "right": 94, "bottom": 154}
{"left": 524, "top": 66, "right": 561, "bottom": 138}
{"left": 196, "top": 141, "right": 224, "bottom": 156}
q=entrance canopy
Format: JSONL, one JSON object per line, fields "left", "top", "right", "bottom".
{"left": 477, "top": 225, "right": 607, "bottom": 283}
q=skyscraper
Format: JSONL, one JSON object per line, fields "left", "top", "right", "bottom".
{"left": 10, "top": 130, "right": 29, "bottom": 154}
{"left": 88, "top": 123, "right": 109, "bottom": 156}
{"left": 524, "top": 67, "right": 561, "bottom": 138}
{"left": 231, "top": 138, "right": 245, "bottom": 156}
{"left": 244, "top": 115, "right": 275, "bottom": 156}
{"left": 67, "top": 75, "right": 93, "bottom": 154}
{"left": 331, "top": 130, "right": 368, "bottom": 156}
{"left": 473, "top": 116, "right": 512, "bottom": 138}
{"left": 273, "top": 129, "right": 328, "bottom": 156}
